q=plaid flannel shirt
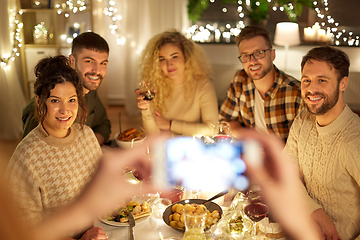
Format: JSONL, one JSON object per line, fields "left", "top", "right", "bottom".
{"left": 219, "top": 65, "right": 302, "bottom": 142}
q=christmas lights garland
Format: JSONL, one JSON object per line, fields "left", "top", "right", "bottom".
{"left": 186, "top": 0, "right": 360, "bottom": 46}
{"left": 1, "top": 9, "right": 23, "bottom": 68}
{"left": 103, "top": 0, "right": 126, "bottom": 45}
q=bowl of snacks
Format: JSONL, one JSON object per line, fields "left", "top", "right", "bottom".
{"left": 115, "top": 128, "right": 145, "bottom": 148}
{"left": 163, "top": 199, "right": 222, "bottom": 232}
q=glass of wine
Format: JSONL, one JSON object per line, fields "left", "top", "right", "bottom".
{"left": 139, "top": 79, "right": 156, "bottom": 101}
{"left": 139, "top": 80, "right": 156, "bottom": 116}
{"left": 213, "top": 121, "right": 232, "bottom": 143}
{"left": 244, "top": 186, "right": 268, "bottom": 236}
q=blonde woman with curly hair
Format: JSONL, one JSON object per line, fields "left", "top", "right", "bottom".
{"left": 136, "top": 30, "right": 218, "bottom": 136}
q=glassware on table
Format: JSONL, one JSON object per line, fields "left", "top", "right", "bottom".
{"left": 213, "top": 121, "right": 232, "bottom": 143}
{"left": 163, "top": 186, "right": 185, "bottom": 203}
{"left": 152, "top": 198, "right": 172, "bottom": 218}
{"left": 183, "top": 204, "right": 207, "bottom": 240}
{"left": 185, "top": 188, "right": 201, "bottom": 200}
{"left": 244, "top": 186, "right": 268, "bottom": 236}
{"left": 224, "top": 191, "right": 249, "bottom": 236}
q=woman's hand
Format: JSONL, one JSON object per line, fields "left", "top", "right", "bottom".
{"left": 79, "top": 227, "right": 107, "bottom": 240}
{"left": 135, "top": 89, "right": 150, "bottom": 110}
{"left": 154, "top": 111, "right": 171, "bottom": 130}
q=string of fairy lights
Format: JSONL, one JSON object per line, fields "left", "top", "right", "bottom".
{"left": 103, "top": 0, "right": 126, "bottom": 45}
{"left": 2, "top": 0, "right": 358, "bottom": 69}
{"left": 1, "top": 0, "right": 88, "bottom": 69}
{"left": 186, "top": 0, "right": 360, "bottom": 46}
{"left": 1, "top": 9, "right": 23, "bottom": 68}
{"left": 54, "top": 0, "right": 87, "bottom": 17}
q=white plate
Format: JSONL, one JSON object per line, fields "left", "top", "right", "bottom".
{"left": 100, "top": 197, "right": 152, "bottom": 227}
{"left": 100, "top": 213, "right": 151, "bottom": 227}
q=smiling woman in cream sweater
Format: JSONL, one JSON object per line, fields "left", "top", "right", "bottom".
{"left": 136, "top": 30, "right": 218, "bottom": 137}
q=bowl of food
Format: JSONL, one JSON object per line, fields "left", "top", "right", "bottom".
{"left": 163, "top": 199, "right": 222, "bottom": 232}
{"left": 115, "top": 128, "right": 145, "bottom": 148}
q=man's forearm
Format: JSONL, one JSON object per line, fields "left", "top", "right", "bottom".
{"left": 95, "top": 133, "right": 105, "bottom": 146}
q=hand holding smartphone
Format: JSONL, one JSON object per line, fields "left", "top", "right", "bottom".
{"left": 152, "top": 137, "right": 262, "bottom": 192}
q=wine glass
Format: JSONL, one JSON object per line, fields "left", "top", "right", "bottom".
{"left": 244, "top": 186, "right": 268, "bottom": 236}
{"left": 213, "top": 121, "right": 232, "bottom": 143}
{"left": 139, "top": 80, "right": 156, "bottom": 101}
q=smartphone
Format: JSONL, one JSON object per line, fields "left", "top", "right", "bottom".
{"left": 152, "top": 137, "right": 259, "bottom": 192}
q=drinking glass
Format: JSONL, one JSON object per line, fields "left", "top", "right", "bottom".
{"left": 139, "top": 80, "right": 156, "bottom": 101}
{"left": 139, "top": 80, "right": 156, "bottom": 117}
{"left": 244, "top": 186, "right": 268, "bottom": 236}
{"left": 213, "top": 121, "right": 232, "bottom": 143}
{"left": 183, "top": 204, "right": 207, "bottom": 240}
{"left": 152, "top": 198, "right": 172, "bottom": 218}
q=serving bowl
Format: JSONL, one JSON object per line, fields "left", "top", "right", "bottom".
{"left": 163, "top": 199, "right": 223, "bottom": 232}
{"left": 114, "top": 132, "right": 145, "bottom": 148}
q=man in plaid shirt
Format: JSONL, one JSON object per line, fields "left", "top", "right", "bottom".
{"left": 219, "top": 26, "right": 302, "bottom": 143}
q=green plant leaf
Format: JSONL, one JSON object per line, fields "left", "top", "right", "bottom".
{"left": 188, "top": 0, "right": 210, "bottom": 23}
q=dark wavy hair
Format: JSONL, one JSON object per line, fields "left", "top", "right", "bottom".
{"left": 33, "top": 55, "right": 87, "bottom": 127}
{"left": 235, "top": 25, "right": 272, "bottom": 48}
{"left": 301, "top": 46, "right": 350, "bottom": 83}
{"left": 71, "top": 32, "right": 109, "bottom": 58}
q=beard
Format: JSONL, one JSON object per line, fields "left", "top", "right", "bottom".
{"left": 82, "top": 73, "right": 103, "bottom": 91}
{"left": 74, "top": 63, "right": 103, "bottom": 92}
{"left": 246, "top": 63, "right": 273, "bottom": 81}
{"left": 304, "top": 84, "right": 340, "bottom": 115}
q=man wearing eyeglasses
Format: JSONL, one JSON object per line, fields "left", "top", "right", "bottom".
{"left": 219, "top": 25, "right": 302, "bottom": 143}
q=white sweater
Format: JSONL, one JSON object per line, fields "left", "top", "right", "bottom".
{"left": 285, "top": 105, "right": 360, "bottom": 240}
{"left": 6, "top": 123, "right": 102, "bottom": 224}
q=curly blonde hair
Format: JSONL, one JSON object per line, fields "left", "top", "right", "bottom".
{"left": 139, "top": 29, "right": 212, "bottom": 113}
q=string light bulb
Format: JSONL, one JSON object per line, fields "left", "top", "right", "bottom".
{"left": 1, "top": 9, "right": 23, "bottom": 69}
{"left": 55, "top": 0, "right": 86, "bottom": 17}
{"left": 103, "top": 0, "right": 126, "bottom": 45}
{"left": 185, "top": 0, "right": 357, "bottom": 47}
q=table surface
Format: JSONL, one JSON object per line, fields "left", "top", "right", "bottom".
{"left": 95, "top": 216, "right": 184, "bottom": 240}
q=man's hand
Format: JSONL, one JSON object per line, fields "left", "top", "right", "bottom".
{"left": 311, "top": 208, "right": 341, "bottom": 240}
{"left": 94, "top": 133, "right": 105, "bottom": 146}
{"left": 238, "top": 129, "right": 321, "bottom": 240}
{"left": 154, "top": 111, "right": 171, "bottom": 130}
{"left": 79, "top": 227, "right": 107, "bottom": 240}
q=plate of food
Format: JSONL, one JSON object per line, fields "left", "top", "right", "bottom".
{"left": 163, "top": 199, "right": 222, "bottom": 232}
{"left": 101, "top": 200, "right": 151, "bottom": 227}
{"left": 115, "top": 128, "right": 145, "bottom": 148}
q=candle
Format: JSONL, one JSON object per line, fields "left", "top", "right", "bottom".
{"left": 223, "top": 32, "right": 231, "bottom": 43}
{"left": 318, "top": 29, "right": 326, "bottom": 42}
{"left": 304, "top": 27, "right": 315, "bottom": 42}
{"left": 215, "top": 29, "right": 221, "bottom": 43}
{"left": 312, "top": 22, "right": 320, "bottom": 41}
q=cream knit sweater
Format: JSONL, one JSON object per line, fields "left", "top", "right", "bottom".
{"left": 285, "top": 105, "right": 360, "bottom": 240}
{"left": 142, "top": 78, "right": 219, "bottom": 136}
{"left": 6, "top": 123, "right": 102, "bottom": 225}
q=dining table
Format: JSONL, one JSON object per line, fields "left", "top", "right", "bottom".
{"left": 95, "top": 215, "right": 183, "bottom": 240}
{"left": 99, "top": 138, "right": 286, "bottom": 240}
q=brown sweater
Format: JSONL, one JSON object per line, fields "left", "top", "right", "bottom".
{"left": 6, "top": 123, "right": 102, "bottom": 224}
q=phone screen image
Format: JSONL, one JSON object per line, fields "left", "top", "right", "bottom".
{"left": 163, "top": 137, "right": 249, "bottom": 191}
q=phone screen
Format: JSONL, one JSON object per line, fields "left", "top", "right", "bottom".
{"left": 159, "top": 137, "right": 249, "bottom": 191}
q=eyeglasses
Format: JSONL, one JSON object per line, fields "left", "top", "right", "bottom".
{"left": 238, "top": 48, "right": 272, "bottom": 63}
